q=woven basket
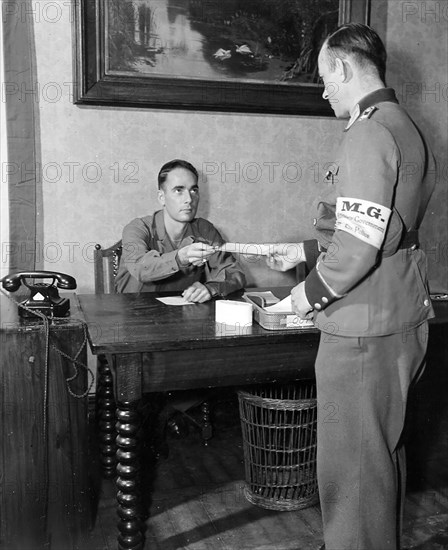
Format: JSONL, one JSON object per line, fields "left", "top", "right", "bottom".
{"left": 238, "top": 383, "right": 318, "bottom": 511}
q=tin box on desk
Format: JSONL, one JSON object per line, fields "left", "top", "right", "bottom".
{"left": 243, "top": 292, "right": 315, "bottom": 331}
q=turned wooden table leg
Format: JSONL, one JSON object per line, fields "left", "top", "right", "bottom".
{"left": 96, "top": 358, "right": 117, "bottom": 478}
{"left": 201, "top": 400, "right": 213, "bottom": 445}
{"left": 116, "top": 402, "right": 144, "bottom": 550}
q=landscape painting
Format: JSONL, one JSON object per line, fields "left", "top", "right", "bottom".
{"left": 106, "top": 0, "right": 340, "bottom": 85}
{"left": 74, "top": 0, "right": 369, "bottom": 114}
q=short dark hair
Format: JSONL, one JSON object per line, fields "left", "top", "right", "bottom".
{"left": 323, "top": 23, "right": 387, "bottom": 83}
{"left": 158, "top": 159, "right": 199, "bottom": 189}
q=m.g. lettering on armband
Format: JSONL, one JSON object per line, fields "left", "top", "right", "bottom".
{"left": 335, "top": 196, "right": 391, "bottom": 249}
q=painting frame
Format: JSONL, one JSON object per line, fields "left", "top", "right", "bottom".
{"left": 73, "top": 0, "right": 370, "bottom": 116}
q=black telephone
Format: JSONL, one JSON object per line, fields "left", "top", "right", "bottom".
{"left": 1, "top": 271, "right": 77, "bottom": 318}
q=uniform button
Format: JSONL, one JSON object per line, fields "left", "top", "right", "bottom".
{"left": 314, "top": 303, "right": 322, "bottom": 311}
{"left": 424, "top": 299, "right": 430, "bottom": 306}
{"left": 322, "top": 297, "right": 328, "bottom": 304}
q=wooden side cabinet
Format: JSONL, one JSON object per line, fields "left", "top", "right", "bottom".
{"left": 0, "top": 294, "right": 91, "bottom": 550}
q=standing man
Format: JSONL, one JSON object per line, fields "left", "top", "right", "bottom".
{"left": 267, "top": 24, "right": 436, "bottom": 549}
{"left": 115, "top": 158, "right": 245, "bottom": 299}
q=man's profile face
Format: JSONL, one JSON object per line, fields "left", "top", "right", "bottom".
{"left": 318, "top": 47, "right": 349, "bottom": 119}
{"left": 158, "top": 167, "right": 199, "bottom": 223}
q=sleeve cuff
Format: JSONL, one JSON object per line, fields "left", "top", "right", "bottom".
{"left": 175, "top": 251, "right": 190, "bottom": 268}
{"left": 304, "top": 266, "right": 339, "bottom": 312}
{"left": 302, "top": 239, "right": 320, "bottom": 273}
{"left": 203, "top": 282, "right": 219, "bottom": 297}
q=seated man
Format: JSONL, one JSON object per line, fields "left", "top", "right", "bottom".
{"left": 115, "top": 158, "right": 246, "bottom": 450}
{"left": 115, "top": 158, "right": 245, "bottom": 300}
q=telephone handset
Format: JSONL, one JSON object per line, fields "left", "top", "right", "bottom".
{"left": 1, "top": 271, "right": 77, "bottom": 318}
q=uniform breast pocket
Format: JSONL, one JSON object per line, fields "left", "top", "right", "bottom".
{"left": 314, "top": 187, "right": 338, "bottom": 245}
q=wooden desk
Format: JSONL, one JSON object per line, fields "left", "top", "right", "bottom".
{"left": 0, "top": 292, "right": 91, "bottom": 550}
{"left": 76, "top": 289, "right": 320, "bottom": 550}
{"left": 76, "top": 291, "right": 448, "bottom": 550}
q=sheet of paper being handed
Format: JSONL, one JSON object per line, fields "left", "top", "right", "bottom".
{"left": 216, "top": 243, "right": 273, "bottom": 256}
{"left": 217, "top": 242, "right": 304, "bottom": 259}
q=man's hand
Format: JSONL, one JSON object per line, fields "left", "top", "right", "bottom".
{"left": 291, "top": 281, "right": 314, "bottom": 320}
{"left": 265, "top": 243, "right": 305, "bottom": 272}
{"left": 182, "top": 281, "right": 212, "bottom": 303}
{"left": 177, "top": 242, "right": 216, "bottom": 267}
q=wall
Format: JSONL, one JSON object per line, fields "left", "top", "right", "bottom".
{"left": 0, "top": 17, "right": 8, "bottom": 279}
{"left": 30, "top": 0, "right": 447, "bottom": 293}
{"left": 385, "top": 0, "right": 448, "bottom": 291}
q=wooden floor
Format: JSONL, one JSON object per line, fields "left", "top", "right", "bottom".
{"left": 85, "top": 358, "right": 448, "bottom": 550}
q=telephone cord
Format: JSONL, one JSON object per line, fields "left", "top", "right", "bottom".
{"left": 0, "top": 288, "right": 94, "bottom": 539}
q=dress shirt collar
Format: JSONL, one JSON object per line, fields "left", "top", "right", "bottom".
{"left": 153, "top": 209, "right": 194, "bottom": 252}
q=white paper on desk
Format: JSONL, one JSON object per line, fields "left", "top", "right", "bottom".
{"left": 264, "top": 295, "right": 293, "bottom": 313}
{"left": 156, "top": 296, "right": 195, "bottom": 306}
{"left": 217, "top": 243, "right": 272, "bottom": 256}
{"left": 244, "top": 291, "right": 280, "bottom": 306}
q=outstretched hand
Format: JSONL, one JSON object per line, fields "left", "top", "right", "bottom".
{"left": 265, "top": 243, "right": 305, "bottom": 272}
{"left": 178, "top": 242, "right": 216, "bottom": 267}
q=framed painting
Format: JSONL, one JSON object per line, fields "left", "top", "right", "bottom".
{"left": 73, "top": 0, "right": 370, "bottom": 115}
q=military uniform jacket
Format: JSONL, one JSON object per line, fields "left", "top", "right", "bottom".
{"left": 303, "top": 88, "right": 436, "bottom": 337}
{"left": 115, "top": 210, "right": 246, "bottom": 295}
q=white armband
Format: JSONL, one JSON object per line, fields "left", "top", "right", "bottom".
{"left": 335, "top": 197, "right": 391, "bottom": 249}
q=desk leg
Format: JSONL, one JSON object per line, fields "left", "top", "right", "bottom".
{"left": 97, "top": 357, "right": 117, "bottom": 479}
{"left": 116, "top": 401, "right": 144, "bottom": 550}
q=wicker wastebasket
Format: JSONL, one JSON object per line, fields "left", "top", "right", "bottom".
{"left": 238, "top": 382, "right": 318, "bottom": 511}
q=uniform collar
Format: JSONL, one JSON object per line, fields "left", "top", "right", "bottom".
{"left": 345, "top": 88, "right": 398, "bottom": 131}
{"left": 346, "top": 104, "right": 360, "bottom": 131}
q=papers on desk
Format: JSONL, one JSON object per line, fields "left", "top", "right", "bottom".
{"left": 156, "top": 296, "right": 194, "bottom": 306}
{"left": 243, "top": 290, "right": 280, "bottom": 306}
{"left": 244, "top": 292, "right": 314, "bottom": 329}
{"left": 217, "top": 243, "right": 273, "bottom": 256}
{"left": 263, "top": 295, "right": 293, "bottom": 313}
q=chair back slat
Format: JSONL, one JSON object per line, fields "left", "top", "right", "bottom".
{"left": 93, "top": 240, "right": 123, "bottom": 294}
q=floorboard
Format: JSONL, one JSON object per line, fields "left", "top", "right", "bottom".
{"left": 86, "top": 375, "right": 448, "bottom": 550}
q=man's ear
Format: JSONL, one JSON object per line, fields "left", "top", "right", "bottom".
{"left": 157, "top": 189, "right": 165, "bottom": 206}
{"left": 335, "top": 57, "right": 353, "bottom": 83}
{"left": 334, "top": 57, "right": 345, "bottom": 79}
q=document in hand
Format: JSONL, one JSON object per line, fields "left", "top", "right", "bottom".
{"left": 216, "top": 243, "right": 273, "bottom": 256}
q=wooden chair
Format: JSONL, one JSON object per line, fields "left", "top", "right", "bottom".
{"left": 94, "top": 240, "right": 123, "bottom": 295}
{"left": 93, "top": 240, "right": 212, "bottom": 476}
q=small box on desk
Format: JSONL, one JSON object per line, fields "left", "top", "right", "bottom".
{"left": 243, "top": 291, "right": 315, "bottom": 331}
